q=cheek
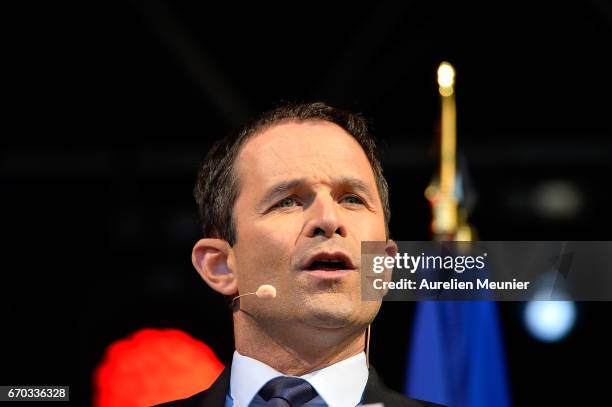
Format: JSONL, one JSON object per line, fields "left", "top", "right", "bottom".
{"left": 233, "top": 219, "right": 299, "bottom": 283}
{"left": 349, "top": 213, "right": 387, "bottom": 240}
{"left": 240, "top": 216, "right": 300, "bottom": 250}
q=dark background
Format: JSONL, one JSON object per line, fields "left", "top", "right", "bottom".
{"left": 3, "top": 1, "right": 611, "bottom": 405}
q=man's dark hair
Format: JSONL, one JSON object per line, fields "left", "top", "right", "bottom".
{"left": 194, "top": 101, "right": 391, "bottom": 245}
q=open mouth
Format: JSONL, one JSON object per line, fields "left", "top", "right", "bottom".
{"left": 307, "top": 259, "right": 349, "bottom": 271}
{"left": 303, "top": 252, "right": 355, "bottom": 273}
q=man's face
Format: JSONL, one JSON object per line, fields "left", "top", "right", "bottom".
{"left": 230, "top": 120, "right": 388, "bottom": 333}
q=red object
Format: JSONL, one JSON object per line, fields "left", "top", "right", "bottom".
{"left": 94, "top": 328, "right": 224, "bottom": 407}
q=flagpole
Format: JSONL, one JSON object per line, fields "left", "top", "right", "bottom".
{"left": 425, "top": 61, "right": 476, "bottom": 242}
{"left": 425, "top": 62, "right": 458, "bottom": 240}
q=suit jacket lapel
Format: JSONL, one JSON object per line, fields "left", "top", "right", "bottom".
{"left": 361, "top": 367, "right": 386, "bottom": 404}
{"left": 196, "top": 366, "right": 230, "bottom": 407}
{"left": 362, "top": 367, "right": 441, "bottom": 407}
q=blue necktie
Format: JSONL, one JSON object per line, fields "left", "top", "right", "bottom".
{"left": 258, "top": 376, "right": 319, "bottom": 406}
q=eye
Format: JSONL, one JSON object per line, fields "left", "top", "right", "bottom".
{"left": 274, "top": 197, "right": 299, "bottom": 209}
{"left": 342, "top": 195, "right": 365, "bottom": 205}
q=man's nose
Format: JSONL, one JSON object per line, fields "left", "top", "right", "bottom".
{"left": 304, "top": 196, "right": 347, "bottom": 238}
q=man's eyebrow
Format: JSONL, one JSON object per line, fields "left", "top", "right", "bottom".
{"left": 335, "top": 176, "right": 377, "bottom": 203}
{"left": 256, "top": 178, "right": 306, "bottom": 212}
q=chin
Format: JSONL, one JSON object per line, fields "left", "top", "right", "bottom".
{"left": 301, "top": 293, "right": 363, "bottom": 329}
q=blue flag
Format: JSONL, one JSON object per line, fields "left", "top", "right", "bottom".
{"left": 405, "top": 301, "right": 511, "bottom": 407}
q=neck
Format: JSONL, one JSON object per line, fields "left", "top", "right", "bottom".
{"left": 233, "top": 312, "right": 367, "bottom": 376}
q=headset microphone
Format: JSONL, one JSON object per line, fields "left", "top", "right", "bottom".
{"left": 231, "top": 284, "right": 277, "bottom": 307}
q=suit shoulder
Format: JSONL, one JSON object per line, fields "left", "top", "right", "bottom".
{"left": 154, "top": 367, "right": 230, "bottom": 407}
{"left": 374, "top": 387, "right": 445, "bottom": 407}
{"left": 363, "top": 368, "right": 446, "bottom": 407}
{"left": 153, "top": 389, "right": 208, "bottom": 407}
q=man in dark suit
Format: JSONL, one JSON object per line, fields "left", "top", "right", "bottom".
{"left": 160, "top": 102, "right": 442, "bottom": 407}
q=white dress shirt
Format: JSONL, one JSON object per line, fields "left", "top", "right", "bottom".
{"left": 225, "top": 350, "right": 369, "bottom": 407}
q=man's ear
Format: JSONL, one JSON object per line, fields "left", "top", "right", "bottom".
{"left": 192, "top": 238, "right": 238, "bottom": 296}
{"left": 385, "top": 239, "right": 398, "bottom": 259}
{"left": 381, "top": 239, "right": 399, "bottom": 290}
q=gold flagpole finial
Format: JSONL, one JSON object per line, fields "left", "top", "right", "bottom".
{"left": 437, "top": 61, "right": 455, "bottom": 96}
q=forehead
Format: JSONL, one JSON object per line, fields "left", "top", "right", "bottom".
{"left": 235, "top": 120, "right": 377, "bottom": 190}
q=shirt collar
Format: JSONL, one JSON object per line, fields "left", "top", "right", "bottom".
{"left": 229, "top": 351, "right": 368, "bottom": 407}
{"left": 300, "top": 352, "right": 368, "bottom": 407}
